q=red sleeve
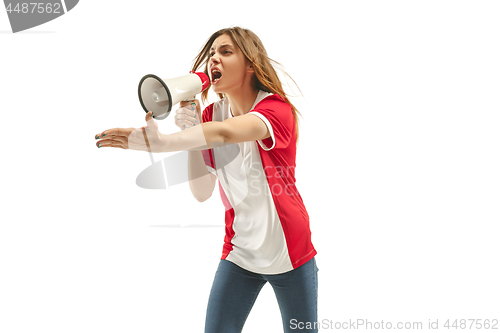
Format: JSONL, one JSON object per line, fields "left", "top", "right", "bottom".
{"left": 202, "top": 103, "right": 214, "bottom": 123}
{"left": 249, "top": 95, "right": 294, "bottom": 150}
{"left": 201, "top": 104, "right": 216, "bottom": 170}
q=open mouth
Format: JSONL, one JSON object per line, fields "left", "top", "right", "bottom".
{"left": 211, "top": 68, "right": 222, "bottom": 85}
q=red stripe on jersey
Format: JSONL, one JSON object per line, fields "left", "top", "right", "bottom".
{"left": 219, "top": 182, "right": 235, "bottom": 259}
{"left": 251, "top": 95, "right": 316, "bottom": 269}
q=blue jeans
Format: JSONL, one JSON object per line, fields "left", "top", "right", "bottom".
{"left": 205, "top": 257, "right": 319, "bottom": 333}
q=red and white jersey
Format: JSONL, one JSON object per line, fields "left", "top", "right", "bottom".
{"left": 202, "top": 91, "right": 316, "bottom": 274}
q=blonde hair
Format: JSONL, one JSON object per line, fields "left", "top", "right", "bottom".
{"left": 191, "top": 27, "right": 302, "bottom": 142}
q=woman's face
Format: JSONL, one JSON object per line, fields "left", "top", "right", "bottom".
{"left": 208, "top": 34, "right": 253, "bottom": 95}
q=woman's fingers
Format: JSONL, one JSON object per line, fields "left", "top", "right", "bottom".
{"left": 145, "top": 111, "right": 154, "bottom": 122}
{"left": 95, "top": 112, "right": 160, "bottom": 151}
{"left": 180, "top": 100, "right": 201, "bottom": 122}
{"left": 96, "top": 127, "right": 134, "bottom": 139}
{"left": 95, "top": 127, "right": 134, "bottom": 148}
{"left": 175, "top": 106, "right": 196, "bottom": 117}
{"left": 175, "top": 112, "right": 196, "bottom": 124}
{"left": 180, "top": 99, "right": 199, "bottom": 108}
{"left": 96, "top": 138, "right": 128, "bottom": 149}
{"left": 96, "top": 133, "right": 129, "bottom": 148}
{"left": 174, "top": 107, "right": 197, "bottom": 128}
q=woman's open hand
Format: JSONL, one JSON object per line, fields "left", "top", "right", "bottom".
{"left": 95, "top": 111, "right": 163, "bottom": 152}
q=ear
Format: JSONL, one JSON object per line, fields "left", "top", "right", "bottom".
{"left": 246, "top": 62, "right": 255, "bottom": 73}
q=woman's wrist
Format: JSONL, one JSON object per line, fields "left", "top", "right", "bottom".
{"left": 158, "top": 132, "right": 170, "bottom": 153}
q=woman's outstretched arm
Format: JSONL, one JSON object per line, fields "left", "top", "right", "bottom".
{"left": 95, "top": 111, "right": 270, "bottom": 152}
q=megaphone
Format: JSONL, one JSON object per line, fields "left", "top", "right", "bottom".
{"left": 138, "top": 71, "right": 209, "bottom": 121}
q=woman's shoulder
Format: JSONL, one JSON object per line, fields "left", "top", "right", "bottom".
{"left": 255, "top": 93, "right": 289, "bottom": 107}
{"left": 254, "top": 92, "right": 291, "bottom": 111}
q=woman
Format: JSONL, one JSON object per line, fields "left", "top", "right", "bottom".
{"left": 95, "top": 27, "right": 318, "bottom": 333}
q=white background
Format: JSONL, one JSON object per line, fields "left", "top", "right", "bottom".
{"left": 1, "top": 1, "right": 499, "bottom": 332}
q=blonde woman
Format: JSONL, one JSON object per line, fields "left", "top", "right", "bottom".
{"left": 95, "top": 27, "right": 318, "bottom": 333}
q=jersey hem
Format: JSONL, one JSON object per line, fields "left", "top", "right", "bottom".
{"left": 292, "top": 249, "right": 317, "bottom": 270}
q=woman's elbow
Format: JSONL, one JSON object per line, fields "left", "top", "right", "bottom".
{"left": 189, "top": 176, "right": 216, "bottom": 202}
{"left": 193, "top": 193, "right": 212, "bottom": 202}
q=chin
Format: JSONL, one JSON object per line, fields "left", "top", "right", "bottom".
{"left": 212, "top": 85, "right": 225, "bottom": 95}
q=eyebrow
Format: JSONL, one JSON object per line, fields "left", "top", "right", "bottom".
{"left": 210, "top": 44, "right": 233, "bottom": 52}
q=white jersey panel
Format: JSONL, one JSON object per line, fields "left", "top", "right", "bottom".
{"left": 211, "top": 91, "right": 294, "bottom": 274}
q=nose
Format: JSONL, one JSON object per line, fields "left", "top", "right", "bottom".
{"left": 210, "top": 53, "right": 220, "bottom": 65}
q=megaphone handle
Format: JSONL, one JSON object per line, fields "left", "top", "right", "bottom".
{"left": 184, "top": 100, "right": 197, "bottom": 130}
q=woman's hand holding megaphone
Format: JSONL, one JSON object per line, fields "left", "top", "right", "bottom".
{"left": 95, "top": 111, "right": 163, "bottom": 152}
{"left": 175, "top": 99, "right": 202, "bottom": 130}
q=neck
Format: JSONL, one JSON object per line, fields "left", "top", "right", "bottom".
{"left": 227, "top": 87, "right": 259, "bottom": 117}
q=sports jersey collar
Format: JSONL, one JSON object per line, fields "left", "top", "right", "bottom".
{"left": 229, "top": 90, "right": 273, "bottom": 118}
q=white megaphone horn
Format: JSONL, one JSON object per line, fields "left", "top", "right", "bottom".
{"left": 138, "top": 71, "right": 209, "bottom": 122}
